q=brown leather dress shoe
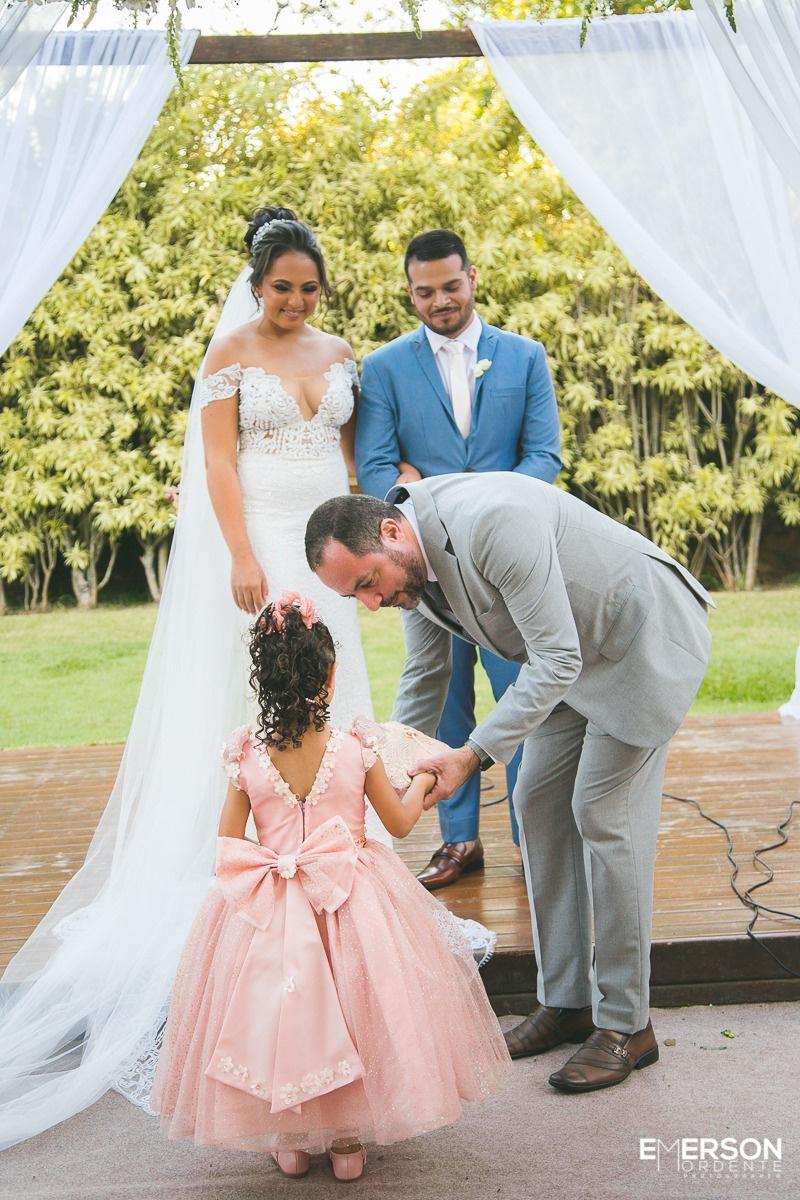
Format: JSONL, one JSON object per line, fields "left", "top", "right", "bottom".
{"left": 416, "top": 840, "right": 484, "bottom": 891}
{"left": 548, "top": 1020, "right": 659, "bottom": 1092}
{"left": 504, "top": 1004, "right": 595, "bottom": 1059}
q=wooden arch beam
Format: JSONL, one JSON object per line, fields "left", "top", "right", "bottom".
{"left": 188, "top": 29, "right": 482, "bottom": 64}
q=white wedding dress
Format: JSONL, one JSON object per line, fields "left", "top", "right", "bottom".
{"left": 197, "top": 356, "right": 385, "bottom": 823}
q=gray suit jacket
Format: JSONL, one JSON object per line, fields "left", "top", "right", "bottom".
{"left": 388, "top": 473, "right": 713, "bottom": 758}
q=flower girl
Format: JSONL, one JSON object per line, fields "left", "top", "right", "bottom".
{"left": 152, "top": 592, "right": 510, "bottom": 1181}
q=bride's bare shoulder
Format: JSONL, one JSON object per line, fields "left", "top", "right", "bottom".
{"left": 310, "top": 328, "right": 356, "bottom": 366}
{"left": 203, "top": 325, "right": 259, "bottom": 377}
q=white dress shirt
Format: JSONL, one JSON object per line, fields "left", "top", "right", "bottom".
{"left": 424, "top": 312, "right": 482, "bottom": 437}
{"left": 396, "top": 496, "right": 437, "bottom": 581}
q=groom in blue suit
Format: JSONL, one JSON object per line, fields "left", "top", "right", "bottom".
{"left": 356, "top": 229, "right": 561, "bottom": 888}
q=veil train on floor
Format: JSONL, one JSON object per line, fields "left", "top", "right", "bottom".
{"left": 0, "top": 270, "right": 278, "bottom": 1146}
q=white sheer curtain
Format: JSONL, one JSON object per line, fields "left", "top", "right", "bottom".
{"left": 470, "top": 10, "right": 800, "bottom": 410}
{"left": 780, "top": 647, "right": 800, "bottom": 719}
{"left": 693, "top": 0, "right": 800, "bottom": 197}
{"left": 0, "top": 27, "right": 198, "bottom": 358}
{"left": 0, "top": 0, "right": 66, "bottom": 101}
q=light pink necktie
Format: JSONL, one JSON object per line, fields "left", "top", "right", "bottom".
{"left": 440, "top": 340, "right": 472, "bottom": 438}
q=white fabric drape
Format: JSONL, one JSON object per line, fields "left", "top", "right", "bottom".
{"left": 779, "top": 646, "right": 800, "bottom": 719}
{"left": 0, "top": 0, "right": 66, "bottom": 102}
{"left": 694, "top": 3, "right": 800, "bottom": 716}
{"left": 0, "top": 28, "right": 198, "bottom": 358}
{"left": 470, "top": 10, "right": 800, "bottom": 409}
{"left": 693, "top": 0, "right": 800, "bottom": 197}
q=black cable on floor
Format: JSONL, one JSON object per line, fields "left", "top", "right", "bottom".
{"left": 663, "top": 792, "right": 800, "bottom": 979}
{"left": 479, "top": 774, "right": 508, "bottom": 809}
{"left": 479, "top": 795, "right": 508, "bottom": 808}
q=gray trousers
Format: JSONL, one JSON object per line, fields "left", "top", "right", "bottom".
{"left": 513, "top": 703, "right": 669, "bottom": 1034}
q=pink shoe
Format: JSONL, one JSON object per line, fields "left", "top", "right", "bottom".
{"left": 272, "top": 1150, "right": 310, "bottom": 1177}
{"left": 329, "top": 1143, "right": 367, "bottom": 1181}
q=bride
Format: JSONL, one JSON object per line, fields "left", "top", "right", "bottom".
{"left": 0, "top": 205, "right": 491, "bottom": 1149}
{"left": 197, "top": 205, "right": 381, "bottom": 762}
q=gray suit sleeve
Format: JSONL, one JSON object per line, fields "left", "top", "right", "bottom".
{"left": 390, "top": 606, "right": 452, "bottom": 736}
{"left": 468, "top": 507, "right": 583, "bottom": 763}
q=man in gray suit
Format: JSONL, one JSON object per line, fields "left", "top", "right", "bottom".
{"left": 305, "top": 473, "right": 713, "bottom": 1093}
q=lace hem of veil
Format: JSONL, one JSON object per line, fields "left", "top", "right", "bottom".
{"left": 111, "top": 1006, "right": 168, "bottom": 1114}
{"left": 433, "top": 908, "right": 497, "bottom": 970}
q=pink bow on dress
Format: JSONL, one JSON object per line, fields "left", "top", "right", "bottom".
{"left": 205, "top": 817, "right": 365, "bottom": 1113}
{"left": 215, "top": 816, "right": 359, "bottom": 929}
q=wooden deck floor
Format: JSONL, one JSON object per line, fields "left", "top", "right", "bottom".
{"left": 2, "top": 715, "right": 799, "bottom": 1002}
{"left": 397, "top": 712, "right": 800, "bottom": 951}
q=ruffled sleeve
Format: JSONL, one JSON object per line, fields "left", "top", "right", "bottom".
{"left": 198, "top": 363, "right": 242, "bottom": 409}
{"left": 221, "top": 724, "right": 251, "bottom": 789}
{"left": 350, "top": 715, "right": 386, "bottom": 771}
{"left": 356, "top": 720, "right": 448, "bottom": 796}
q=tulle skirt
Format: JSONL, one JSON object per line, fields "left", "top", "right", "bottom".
{"left": 151, "top": 842, "right": 511, "bottom": 1153}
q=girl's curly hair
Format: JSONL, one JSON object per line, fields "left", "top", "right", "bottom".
{"left": 248, "top": 600, "right": 336, "bottom": 751}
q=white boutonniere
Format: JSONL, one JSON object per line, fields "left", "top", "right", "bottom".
{"left": 474, "top": 359, "right": 492, "bottom": 379}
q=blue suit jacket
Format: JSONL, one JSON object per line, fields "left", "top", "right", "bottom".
{"left": 356, "top": 318, "right": 561, "bottom": 500}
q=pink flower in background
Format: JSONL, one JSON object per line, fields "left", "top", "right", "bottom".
{"left": 165, "top": 484, "right": 180, "bottom": 512}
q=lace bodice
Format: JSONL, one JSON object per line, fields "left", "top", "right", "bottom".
{"left": 198, "top": 359, "right": 358, "bottom": 459}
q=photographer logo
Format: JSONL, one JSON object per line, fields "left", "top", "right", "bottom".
{"left": 639, "top": 1137, "right": 782, "bottom": 1181}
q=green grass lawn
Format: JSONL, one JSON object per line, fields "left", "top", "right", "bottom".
{"left": 1, "top": 588, "right": 798, "bottom": 750}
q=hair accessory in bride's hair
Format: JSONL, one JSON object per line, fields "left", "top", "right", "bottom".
{"left": 250, "top": 220, "right": 278, "bottom": 257}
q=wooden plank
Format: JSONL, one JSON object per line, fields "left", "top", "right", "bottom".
{"left": 189, "top": 30, "right": 482, "bottom": 65}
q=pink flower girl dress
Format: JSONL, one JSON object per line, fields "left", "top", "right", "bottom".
{"left": 151, "top": 719, "right": 510, "bottom": 1155}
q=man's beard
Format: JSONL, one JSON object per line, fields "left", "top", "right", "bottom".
{"left": 425, "top": 298, "right": 474, "bottom": 337}
{"left": 381, "top": 547, "right": 428, "bottom": 609}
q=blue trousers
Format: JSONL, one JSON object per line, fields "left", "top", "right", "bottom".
{"left": 436, "top": 636, "right": 523, "bottom": 845}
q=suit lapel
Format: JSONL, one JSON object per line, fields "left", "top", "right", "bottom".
{"left": 411, "top": 326, "right": 458, "bottom": 431}
{"left": 417, "top": 594, "right": 474, "bottom": 642}
{"left": 470, "top": 323, "right": 500, "bottom": 430}
{"left": 406, "top": 483, "right": 486, "bottom": 648}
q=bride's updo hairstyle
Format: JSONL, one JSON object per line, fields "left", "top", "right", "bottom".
{"left": 248, "top": 595, "right": 337, "bottom": 751}
{"left": 244, "top": 204, "right": 332, "bottom": 304}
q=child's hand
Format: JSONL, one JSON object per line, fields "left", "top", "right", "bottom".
{"left": 411, "top": 746, "right": 479, "bottom": 809}
{"left": 411, "top": 771, "right": 437, "bottom": 796}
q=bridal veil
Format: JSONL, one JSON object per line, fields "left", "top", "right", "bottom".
{"left": 0, "top": 269, "right": 264, "bottom": 1146}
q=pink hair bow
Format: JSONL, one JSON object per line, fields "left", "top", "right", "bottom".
{"left": 269, "top": 591, "right": 317, "bottom": 632}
